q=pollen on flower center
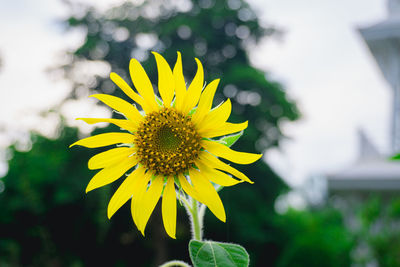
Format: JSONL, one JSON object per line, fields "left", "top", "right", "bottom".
{"left": 156, "top": 126, "right": 181, "bottom": 151}
{"left": 134, "top": 108, "right": 202, "bottom": 176}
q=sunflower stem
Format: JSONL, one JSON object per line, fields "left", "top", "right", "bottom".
{"left": 180, "top": 196, "right": 191, "bottom": 212}
{"left": 180, "top": 193, "right": 203, "bottom": 240}
{"left": 189, "top": 198, "right": 202, "bottom": 241}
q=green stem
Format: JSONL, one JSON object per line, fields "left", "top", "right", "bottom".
{"left": 159, "top": 260, "right": 191, "bottom": 267}
{"left": 190, "top": 198, "right": 202, "bottom": 240}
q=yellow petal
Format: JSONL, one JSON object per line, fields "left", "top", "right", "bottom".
{"left": 189, "top": 168, "right": 226, "bottom": 222}
{"left": 200, "top": 121, "right": 248, "bottom": 138}
{"left": 152, "top": 52, "right": 174, "bottom": 107}
{"left": 77, "top": 118, "right": 138, "bottom": 132}
{"left": 110, "top": 72, "right": 149, "bottom": 112}
{"left": 86, "top": 157, "right": 138, "bottom": 193}
{"left": 191, "top": 79, "right": 220, "bottom": 124}
{"left": 129, "top": 59, "right": 159, "bottom": 112}
{"left": 107, "top": 166, "right": 143, "bottom": 219}
{"left": 173, "top": 52, "right": 187, "bottom": 112}
{"left": 69, "top": 132, "right": 134, "bottom": 148}
{"left": 197, "top": 162, "right": 242, "bottom": 187}
{"left": 88, "top": 147, "right": 136, "bottom": 170}
{"left": 178, "top": 173, "right": 202, "bottom": 202}
{"left": 182, "top": 58, "right": 204, "bottom": 115}
{"left": 131, "top": 168, "right": 151, "bottom": 228}
{"left": 138, "top": 176, "right": 164, "bottom": 235}
{"left": 202, "top": 140, "right": 262, "bottom": 165}
{"left": 196, "top": 99, "right": 231, "bottom": 131}
{"left": 90, "top": 94, "right": 143, "bottom": 123}
{"left": 162, "top": 177, "right": 177, "bottom": 239}
{"left": 199, "top": 151, "right": 253, "bottom": 183}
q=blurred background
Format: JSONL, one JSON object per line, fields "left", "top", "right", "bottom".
{"left": 1, "top": 0, "right": 400, "bottom": 266}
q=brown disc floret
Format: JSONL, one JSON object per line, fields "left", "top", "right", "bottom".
{"left": 134, "top": 108, "right": 202, "bottom": 176}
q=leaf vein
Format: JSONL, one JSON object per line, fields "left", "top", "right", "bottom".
{"left": 195, "top": 243, "right": 207, "bottom": 263}
{"left": 208, "top": 241, "right": 217, "bottom": 267}
{"left": 215, "top": 243, "right": 236, "bottom": 266}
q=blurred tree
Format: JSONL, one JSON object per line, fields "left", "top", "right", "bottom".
{"left": 356, "top": 196, "right": 400, "bottom": 267}
{"left": 274, "top": 208, "right": 354, "bottom": 267}
{"left": 0, "top": 124, "right": 189, "bottom": 266}
{"left": 0, "top": 124, "right": 356, "bottom": 266}
{"left": 56, "top": 0, "right": 299, "bottom": 265}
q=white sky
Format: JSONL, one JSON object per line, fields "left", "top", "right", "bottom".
{"left": 0, "top": 0, "right": 391, "bottom": 187}
{"left": 249, "top": 0, "right": 390, "bottom": 186}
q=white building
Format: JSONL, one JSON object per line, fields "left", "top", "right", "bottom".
{"left": 327, "top": 0, "right": 400, "bottom": 195}
{"left": 326, "top": 2, "right": 400, "bottom": 264}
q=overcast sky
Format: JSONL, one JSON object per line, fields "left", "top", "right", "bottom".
{"left": 250, "top": 0, "right": 390, "bottom": 186}
{"left": 0, "top": 0, "right": 391, "bottom": 186}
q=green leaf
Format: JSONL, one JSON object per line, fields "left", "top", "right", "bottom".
{"left": 189, "top": 240, "right": 249, "bottom": 267}
{"left": 218, "top": 131, "right": 243, "bottom": 147}
{"left": 391, "top": 154, "right": 400, "bottom": 160}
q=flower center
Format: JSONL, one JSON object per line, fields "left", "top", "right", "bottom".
{"left": 134, "top": 108, "right": 202, "bottom": 176}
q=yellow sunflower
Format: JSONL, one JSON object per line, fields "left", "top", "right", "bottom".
{"left": 70, "top": 52, "right": 262, "bottom": 239}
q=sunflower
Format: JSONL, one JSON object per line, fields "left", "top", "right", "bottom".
{"left": 70, "top": 52, "right": 262, "bottom": 239}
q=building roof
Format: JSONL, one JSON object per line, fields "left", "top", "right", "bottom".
{"left": 327, "top": 159, "right": 400, "bottom": 192}
{"left": 359, "top": 17, "right": 400, "bottom": 40}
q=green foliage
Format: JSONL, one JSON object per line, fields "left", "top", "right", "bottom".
{"left": 389, "top": 198, "right": 400, "bottom": 218}
{"left": 356, "top": 196, "right": 400, "bottom": 267}
{"left": 0, "top": 126, "right": 98, "bottom": 265}
{"left": 274, "top": 208, "right": 354, "bottom": 267}
{"left": 189, "top": 240, "right": 249, "bottom": 267}
{"left": 359, "top": 196, "right": 382, "bottom": 226}
{"left": 369, "top": 231, "right": 400, "bottom": 267}
{"left": 390, "top": 153, "right": 400, "bottom": 160}
{"left": 0, "top": 125, "right": 177, "bottom": 266}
